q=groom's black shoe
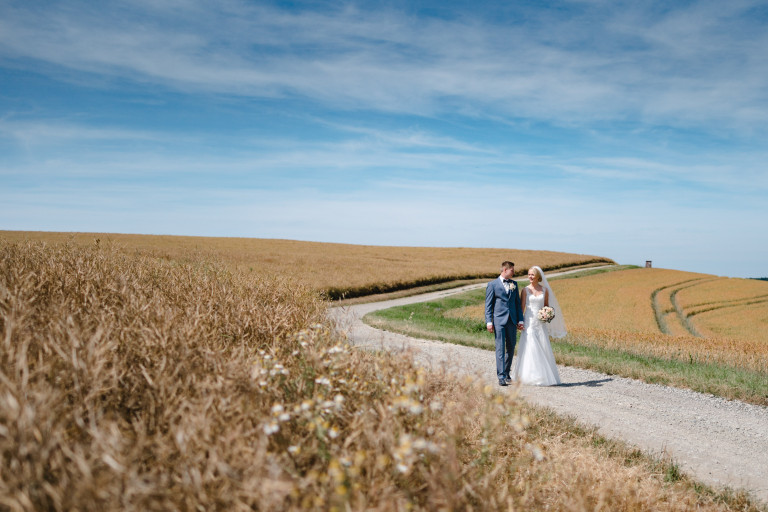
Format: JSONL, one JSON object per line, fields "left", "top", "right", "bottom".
{"left": 499, "top": 379, "right": 509, "bottom": 386}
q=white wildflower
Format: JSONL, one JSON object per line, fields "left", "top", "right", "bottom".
{"left": 409, "top": 403, "right": 424, "bottom": 415}
{"left": 526, "top": 443, "right": 544, "bottom": 461}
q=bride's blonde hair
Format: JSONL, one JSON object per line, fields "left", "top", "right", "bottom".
{"left": 529, "top": 266, "right": 542, "bottom": 282}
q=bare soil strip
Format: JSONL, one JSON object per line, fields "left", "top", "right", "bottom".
{"left": 330, "top": 279, "right": 768, "bottom": 504}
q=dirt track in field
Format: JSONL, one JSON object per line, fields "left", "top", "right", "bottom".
{"left": 330, "top": 276, "right": 768, "bottom": 504}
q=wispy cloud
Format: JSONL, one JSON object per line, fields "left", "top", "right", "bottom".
{"left": 2, "top": 1, "right": 768, "bottom": 129}
{"left": 0, "top": 119, "right": 173, "bottom": 146}
{"left": 3, "top": 116, "right": 765, "bottom": 200}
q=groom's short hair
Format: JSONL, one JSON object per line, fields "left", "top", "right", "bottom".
{"left": 501, "top": 261, "right": 514, "bottom": 270}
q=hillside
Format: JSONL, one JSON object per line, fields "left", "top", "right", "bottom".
{"left": 0, "top": 231, "right": 614, "bottom": 299}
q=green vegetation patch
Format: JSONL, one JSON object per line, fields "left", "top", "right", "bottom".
{"left": 365, "top": 288, "right": 496, "bottom": 348}
{"left": 553, "top": 341, "right": 768, "bottom": 404}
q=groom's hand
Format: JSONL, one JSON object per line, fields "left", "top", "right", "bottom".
{"left": 517, "top": 323, "right": 524, "bottom": 331}
{"left": 487, "top": 323, "right": 494, "bottom": 333}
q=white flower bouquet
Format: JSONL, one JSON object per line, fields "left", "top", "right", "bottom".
{"left": 537, "top": 306, "right": 555, "bottom": 323}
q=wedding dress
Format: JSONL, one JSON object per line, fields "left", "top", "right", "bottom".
{"left": 510, "top": 287, "right": 561, "bottom": 386}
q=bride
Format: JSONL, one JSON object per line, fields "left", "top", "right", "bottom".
{"left": 510, "top": 266, "right": 566, "bottom": 386}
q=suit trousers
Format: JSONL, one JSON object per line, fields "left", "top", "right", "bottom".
{"left": 494, "top": 322, "right": 517, "bottom": 380}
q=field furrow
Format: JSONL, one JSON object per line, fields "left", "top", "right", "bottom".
{"left": 660, "top": 311, "right": 692, "bottom": 337}
{"left": 651, "top": 277, "right": 716, "bottom": 335}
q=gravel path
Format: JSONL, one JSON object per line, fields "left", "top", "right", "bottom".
{"left": 329, "top": 280, "right": 768, "bottom": 504}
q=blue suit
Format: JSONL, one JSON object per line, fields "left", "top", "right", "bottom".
{"left": 485, "top": 277, "right": 524, "bottom": 381}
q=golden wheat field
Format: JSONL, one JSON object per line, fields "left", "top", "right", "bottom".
{"left": 0, "top": 231, "right": 612, "bottom": 299}
{"left": 555, "top": 268, "right": 768, "bottom": 372}
{"left": 3, "top": 239, "right": 751, "bottom": 511}
{"left": 674, "top": 277, "right": 768, "bottom": 340}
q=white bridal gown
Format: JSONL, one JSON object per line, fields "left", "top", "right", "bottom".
{"left": 511, "top": 288, "right": 561, "bottom": 386}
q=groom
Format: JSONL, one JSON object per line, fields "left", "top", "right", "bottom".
{"left": 485, "top": 261, "right": 524, "bottom": 386}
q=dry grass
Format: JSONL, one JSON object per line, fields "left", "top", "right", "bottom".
{"left": 0, "top": 240, "right": 321, "bottom": 509}
{"left": 0, "top": 231, "right": 613, "bottom": 300}
{"left": 1, "top": 240, "right": 756, "bottom": 510}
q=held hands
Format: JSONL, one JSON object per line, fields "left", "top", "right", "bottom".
{"left": 487, "top": 323, "right": 524, "bottom": 333}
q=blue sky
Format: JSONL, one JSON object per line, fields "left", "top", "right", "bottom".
{"left": 1, "top": 0, "right": 767, "bottom": 277}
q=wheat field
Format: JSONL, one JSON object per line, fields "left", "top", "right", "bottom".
{"left": 674, "top": 277, "right": 768, "bottom": 341}
{"left": 553, "top": 268, "right": 768, "bottom": 372}
{"left": 1, "top": 236, "right": 757, "bottom": 510}
{"left": 0, "top": 231, "right": 612, "bottom": 299}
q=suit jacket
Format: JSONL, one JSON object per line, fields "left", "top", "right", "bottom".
{"left": 485, "top": 277, "right": 524, "bottom": 326}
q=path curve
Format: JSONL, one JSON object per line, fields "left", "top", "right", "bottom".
{"left": 329, "top": 276, "right": 768, "bottom": 504}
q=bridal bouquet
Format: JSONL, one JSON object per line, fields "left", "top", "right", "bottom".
{"left": 537, "top": 306, "right": 555, "bottom": 323}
